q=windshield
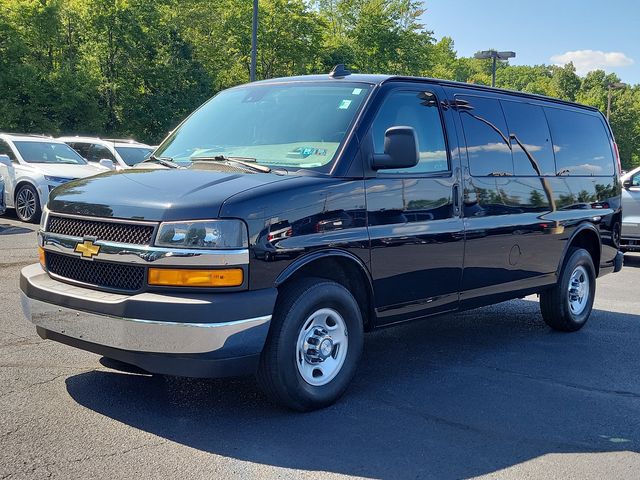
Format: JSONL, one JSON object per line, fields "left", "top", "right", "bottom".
{"left": 14, "top": 141, "right": 87, "bottom": 165}
{"left": 155, "top": 82, "right": 372, "bottom": 171}
{"left": 115, "top": 146, "right": 153, "bottom": 166}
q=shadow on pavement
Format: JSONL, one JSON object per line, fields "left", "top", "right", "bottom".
{"left": 0, "top": 223, "right": 33, "bottom": 236}
{"left": 623, "top": 253, "right": 640, "bottom": 268}
{"left": 65, "top": 299, "right": 640, "bottom": 479}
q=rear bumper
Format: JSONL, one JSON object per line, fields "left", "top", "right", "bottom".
{"left": 20, "top": 264, "right": 277, "bottom": 377}
{"left": 620, "top": 236, "right": 640, "bottom": 251}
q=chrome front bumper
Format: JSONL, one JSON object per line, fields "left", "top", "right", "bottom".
{"left": 20, "top": 264, "right": 277, "bottom": 365}
{"left": 21, "top": 293, "right": 270, "bottom": 354}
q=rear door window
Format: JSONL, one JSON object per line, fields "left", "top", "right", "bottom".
{"left": 500, "top": 100, "right": 556, "bottom": 176}
{"left": 544, "top": 107, "right": 614, "bottom": 176}
{"left": 457, "top": 96, "right": 513, "bottom": 177}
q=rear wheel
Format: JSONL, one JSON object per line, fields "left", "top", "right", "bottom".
{"left": 540, "top": 247, "right": 596, "bottom": 332}
{"left": 257, "top": 277, "right": 364, "bottom": 411}
{"left": 15, "top": 184, "right": 41, "bottom": 223}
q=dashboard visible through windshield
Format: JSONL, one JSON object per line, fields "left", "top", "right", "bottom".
{"left": 154, "top": 82, "right": 372, "bottom": 171}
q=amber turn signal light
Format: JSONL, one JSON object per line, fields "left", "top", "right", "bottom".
{"left": 38, "top": 247, "right": 46, "bottom": 268}
{"left": 148, "top": 268, "right": 243, "bottom": 287}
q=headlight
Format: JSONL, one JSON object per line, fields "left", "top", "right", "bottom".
{"left": 155, "top": 219, "right": 248, "bottom": 249}
{"left": 44, "top": 175, "right": 74, "bottom": 184}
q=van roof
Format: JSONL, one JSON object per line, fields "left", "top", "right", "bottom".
{"left": 251, "top": 73, "right": 601, "bottom": 114}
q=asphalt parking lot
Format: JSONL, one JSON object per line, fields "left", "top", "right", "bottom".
{"left": 1, "top": 212, "right": 639, "bottom": 479}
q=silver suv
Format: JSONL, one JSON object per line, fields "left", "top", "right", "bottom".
{"left": 0, "top": 133, "right": 105, "bottom": 222}
{"left": 621, "top": 166, "right": 640, "bottom": 251}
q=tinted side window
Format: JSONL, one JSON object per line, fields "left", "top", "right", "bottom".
{"left": 88, "top": 144, "right": 115, "bottom": 162}
{"left": 501, "top": 101, "right": 556, "bottom": 176}
{"left": 458, "top": 96, "right": 513, "bottom": 176}
{"left": 0, "top": 140, "right": 17, "bottom": 162}
{"left": 545, "top": 107, "right": 614, "bottom": 176}
{"left": 371, "top": 90, "right": 449, "bottom": 174}
{"left": 69, "top": 142, "right": 92, "bottom": 159}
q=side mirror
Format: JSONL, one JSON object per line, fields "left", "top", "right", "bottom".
{"left": 372, "top": 126, "right": 419, "bottom": 170}
{"left": 99, "top": 158, "right": 115, "bottom": 170}
{"left": 0, "top": 154, "right": 11, "bottom": 167}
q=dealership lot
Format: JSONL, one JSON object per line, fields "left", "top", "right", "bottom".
{"left": 1, "top": 213, "right": 639, "bottom": 479}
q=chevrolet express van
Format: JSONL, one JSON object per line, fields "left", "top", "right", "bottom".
{"left": 20, "top": 67, "right": 623, "bottom": 410}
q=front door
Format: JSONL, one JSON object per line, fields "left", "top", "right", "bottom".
{"left": 364, "top": 85, "right": 464, "bottom": 325}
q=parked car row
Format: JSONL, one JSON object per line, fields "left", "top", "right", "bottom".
{"left": 0, "top": 133, "right": 154, "bottom": 223}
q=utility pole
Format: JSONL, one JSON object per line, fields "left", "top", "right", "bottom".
{"left": 474, "top": 50, "right": 516, "bottom": 87}
{"left": 607, "top": 82, "right": 627, "bottom": 121}
{"left": 250, "top": 0, "right": 258, "bottom": 82}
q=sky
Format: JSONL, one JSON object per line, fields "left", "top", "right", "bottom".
{"left": 421, "top": 0, "right": 640, "bottom": 84}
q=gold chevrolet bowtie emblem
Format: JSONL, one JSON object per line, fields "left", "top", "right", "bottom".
{"left": 75, "top": 240, "right": 100, "bottom": 259}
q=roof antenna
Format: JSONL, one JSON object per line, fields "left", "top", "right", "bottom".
{"left": 329, "top": 64, "right": 351, "bottom": 79}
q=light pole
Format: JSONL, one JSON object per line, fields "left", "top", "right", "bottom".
{"left": 250, "top": 0, "right": 258, "bottom": 82}
{"left": 607, "top": 82, "right": 627, "bottom": 121}
{"left": 474, "top": 50, "right": 516, "bottom": 87}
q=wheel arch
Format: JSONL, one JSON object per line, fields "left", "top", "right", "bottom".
{"left": 275, "top": 250, "right": 377, "bottom": 331}
{"left": 558, "top": 223, "right": 602, "bottom": 277}
{"left": 14, "top": 179, "right": 40, "bottom": 203}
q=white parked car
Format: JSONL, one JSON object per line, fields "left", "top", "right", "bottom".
{"left": 0, "top": 133, "right": 106, "bottom": 223}
{"left": 0, "top": 174, "right": 5, "bottom": 217}
{"left": 59, "top": 136, "right": 154, "bottom": 170}
{"left": 621, "top": 166, "right": 640, "bottom": 251}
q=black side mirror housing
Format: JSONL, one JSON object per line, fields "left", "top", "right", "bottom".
{"left": 623, "top": 178, "right": 632, "bottom": 189}
{"left": 372, "top": 126, "right": 419, "bottom": 170}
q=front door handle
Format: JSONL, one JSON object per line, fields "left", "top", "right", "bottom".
{"left": 452, "top": 184, "right": 461, "bottom": 216}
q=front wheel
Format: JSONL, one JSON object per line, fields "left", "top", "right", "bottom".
{"left": 257, "top": 277, "right": 364, "bottom": 411}
{"left": 15, "top": 184, "right": 41, "bottom": 223}
{"left": 540, "top": 247, "right": 596, "bottom": 332}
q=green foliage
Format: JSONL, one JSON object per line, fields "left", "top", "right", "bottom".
{"left": 1, "top": 0, "right": 639, "bottom": 164}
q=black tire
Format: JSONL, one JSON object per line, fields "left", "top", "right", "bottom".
{"left": 14, "top": 184, "right": 41, "bottom": 223}
{"left": 540, "top": 247, "right": 596, "bottom": 332}
{"left": 257, "top": 277, "right": 364, "bottom": 411}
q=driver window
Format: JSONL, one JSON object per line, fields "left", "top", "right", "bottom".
{"left": 0, "top": 140, "right": 17, "bottom": 162}
{"left": 371, "top": 90, "right": 449, "bottom": 174}
{"left": 88, "top": 144, "right": 115, "bottom": 162}
{"left": 632, "top": 172, "right": 640, "bottom": 187}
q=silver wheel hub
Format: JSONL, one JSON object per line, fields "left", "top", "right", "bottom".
{"left": 568, "top": 265, "right": 590, "bottom": 315}
{"left": 16, "top": 188, "right": 37, "bottom": 220}
{"left": 296, "top": 308, "right": 348, "bottom": 386}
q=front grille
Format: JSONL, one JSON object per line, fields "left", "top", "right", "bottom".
{"left": 46, "top": 252, "right": 145, "bottom": 292}
{"left": 47, "top": 216, "right": 155, "bottom": 245}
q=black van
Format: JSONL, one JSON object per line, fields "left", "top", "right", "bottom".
{"left": 20, "top": 68, "right": 623, "bottom": 411}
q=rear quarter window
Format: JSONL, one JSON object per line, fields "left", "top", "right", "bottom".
{"left": 544, "top": 107, "right": 614, "bottom": 176}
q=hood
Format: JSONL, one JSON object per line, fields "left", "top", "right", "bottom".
{"left": 29, "top": 163, "right": 106, "bottom": 178}
{"left": 48, "top": 168, "right": 291, "bottom": 221}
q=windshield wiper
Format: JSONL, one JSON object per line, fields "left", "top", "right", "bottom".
{"left": 192, "top": 155, "right": 271, "bottom": 173}
{"left": 144, "top": 155, "right": 181, "bottom": 169}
